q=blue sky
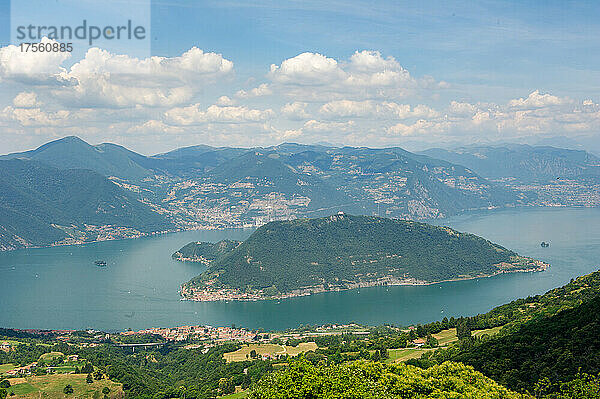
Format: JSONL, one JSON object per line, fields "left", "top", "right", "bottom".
{"left": 150, "top": 0, "right": 600, "bottom": 97}
{"left": 0, "top": 0, "right": 599, "bottom": 154}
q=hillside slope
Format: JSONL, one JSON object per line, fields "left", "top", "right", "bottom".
{"left": 420, "top": 145, "right": 600, "bottom": 181}
{"left": 0, "top": 159, "right": 172, "bottom": 250}
{"left": 181, "top": 214, "right": 546, "bottom": 300}
{"left": 0, "top": 136, "right": 153, "bottom": 181}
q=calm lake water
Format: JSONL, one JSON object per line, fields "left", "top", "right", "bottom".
{"left": 2, "top": 207, "right": 600, "bottom": 331}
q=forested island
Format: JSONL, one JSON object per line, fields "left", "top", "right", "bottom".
{"left": 175, "top": 214, "right": 548, "bottom": 301}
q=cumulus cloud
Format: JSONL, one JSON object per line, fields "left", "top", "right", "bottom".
{"left": 1, "top": 42, "right": 235, "bottom": 108}
{"left": 1, "top": 106, "right": 71, "bottom": 127}
{"left": 281, "top": 102, "right": 309, "bottom": 120}
{"left": 1, "top": 40, "right": 599, "bottom": 150}
{"left": 164, "top": 104, "right": 274, "bottom": 125}
{"left": 55, "top": 47, "right": 234, "bottom": 108}
{"left": 508, "top": 90, "right": 573, "bottom": 109}
{"left": 319, "top": 100, "right": 438, "bottom": 120}
{"left": 13, "top": 92, "right": 42, "bottom": 108}
{"left": 303, "top": 119, "right": 356, "bottom": 133}
{"left": 264, "top": 50, "right": 446, "bottom": 102}
{"left": 0, "top": 38, "right": 71, "bottom": 84}
{"left": 127, "top": 119, "right": 184, "bottom": 134}
{"left": 235, "top": 83, "right": 272, "bottom": 98}
{"left": 216, "top": 96, "right": 235, "bottom": 106}
{"left": 269, "top": 52, "right": 344, "bottom": 85}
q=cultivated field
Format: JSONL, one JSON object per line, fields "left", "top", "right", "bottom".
{"left": 224, "top": 342, "right": 318, "bottom": 363}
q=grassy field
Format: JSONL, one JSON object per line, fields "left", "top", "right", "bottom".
{"left": 472, "top": 326, "right": 502, "bottom": 338}
{"left": 0, "top": 363, "right": 16, "bottom": 374}
{"left": 432, "top": 328, "right": 458, "bottom": 346}
{"left": 220, "top": 391, "right": 249, "bottom": 398}
{"left": 430, "top": 326, "right": 502, "bottom": 347}
{"left": 386, "top": 326, "right": 503, "bottom": 364}
{"left": 224, "top": 342, "right": 318, "bottom": 363}
{"left": 386, "top": 348, "right": 431, "bottom": 363}
{"left": 6, "top": 374, "right": 123, "bottom": 398}
{"left": 39, "top": 351, "right": 65, "bottom": 362}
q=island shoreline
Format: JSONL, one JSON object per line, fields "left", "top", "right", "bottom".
{"left": 180, "top": 260, "right": 550, "bottom": 303}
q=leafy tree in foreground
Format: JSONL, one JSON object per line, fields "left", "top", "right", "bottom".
{"left": 249, "top": 358, "right": 531, "bottom": 398}
{"left": 63, "top": 384, "right": 74, "bottom": 394}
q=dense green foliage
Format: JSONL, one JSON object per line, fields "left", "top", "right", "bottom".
{"left": 76, "top": 343, "right": 272, "bottom": 398}
{"left": 418, "top": 295, "right": 600, "bottom": 393}
{"left": 0, "top": 159, "right": 171, "bottom": 249}
{"left": 186, "top": 214, "right": 529, "bottom": 294}
{"left": 172, "top": 240, "right": 241, "bottom": 262}
{"left": 249, "top": 358, "right": 531, "bottom": 398}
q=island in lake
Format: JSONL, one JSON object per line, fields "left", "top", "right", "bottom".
{"left": 174, "top": 213, "right": 549, "bottom": 302}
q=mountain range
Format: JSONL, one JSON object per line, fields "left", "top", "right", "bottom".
{"left": 420, "top": 144, "right": 600, "bottom": 182}
{"left": 1, "top": 136, "right": 599, "bottom": 250}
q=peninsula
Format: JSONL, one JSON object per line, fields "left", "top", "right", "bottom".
{"left": 175, "top": 214, "right": 548, "bottom": 301}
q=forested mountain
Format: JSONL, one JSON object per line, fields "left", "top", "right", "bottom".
{"left": 0, "top": 159, "right": 172, "bottom": 250}
{"left": 172, "top": 240, "right": 241, "bottom": 263}
{"left": 452, "top": 295, "right": 600, "bottom": 392}
{"left": 420, "top": 144, "right": 600, "bottom": 182}
{"left": 181, "top": 214, "right": 545, "bottom": 300}
{"left": 412, "top": 270, "right": 600, "bottom": 394}
{"left": 0, "top": 136, "right": 154, "bottom": 181}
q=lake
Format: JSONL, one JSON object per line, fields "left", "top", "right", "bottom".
{"left": 1, "top": 207, "right": 600, "bottom": 331}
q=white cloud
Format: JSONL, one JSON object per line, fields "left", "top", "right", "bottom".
{"left": 319, "top": 100, "right": 438, "bottom": 120}
{"left": 216, "top": 96, "right": 235, "bottom": 106}
{"left": 281, "top": 102, "right": 309, "bottom": 120}
{"left": 127, "top": 119, "right": 184, "bottom": 134}
{"left": 302, "top": 119, "right": 356, "bottom": 133}
{"left": 0, "top": 38, "right": 71, "bottom": 83}
{"left": 269, "top": 52, "right": 344, "bottom": 85}
{"left": 1, "top": 40, "right": 599, "bottom": 150}
{"left": 448, "top": 101, "right": 478, "bottom": 116}
{"left": 164, "top": 104, "right": 274, "bottom": 125}
{"left": 264, "top": 50, "right": 445, "bottom": 102}
{"left": 1, "top": 106, "right": 71, "bottom": 127}
{"left": 13, "top": 92, "right": 42, "bottom": 108}
{"left": 235, "top": 83, "right": 272, "bottom": 98}
{"left": 508, "top": 90, "right": 572, "bottom": 109}
{"left": 55, "top": 47, "right": 234, "bottom": 108}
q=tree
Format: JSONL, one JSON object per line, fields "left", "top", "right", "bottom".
{"left": 426, "top": 334, "right": 438, "bottom": 348}
{"left": 457, "top": 320, "right": 472, "bottom": 340}
{"left": 102, "top": 387, "right": 110, "bottom": 395}
{"left": 371, "top": 350, "right": 381, "bottom": 362}
{"left": 86, "top": 373, "right": 94, "bottom": 384}
{"left": 0, "top": 388, "right": 7, "bottom": 399}
{"left": 94, "top": 370, "right": 104, "bottom": 380}
{"left": 63, "top": 384, "right": 74, "bottom": 395}
{"left": 250, "top": 349, "right": 257, "bottom": 359}
{"left": 81, "top": 363, "right": 94, "bottom": 374}
{"left": 0, "top": 381, "right": 9, "bottom": 389}
{"left": 218, "top": 378, "right": 235, "bottom": 395}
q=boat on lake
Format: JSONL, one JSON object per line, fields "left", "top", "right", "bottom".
{"left": 94, "top": 260, "right": 107, "bottom": 267}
